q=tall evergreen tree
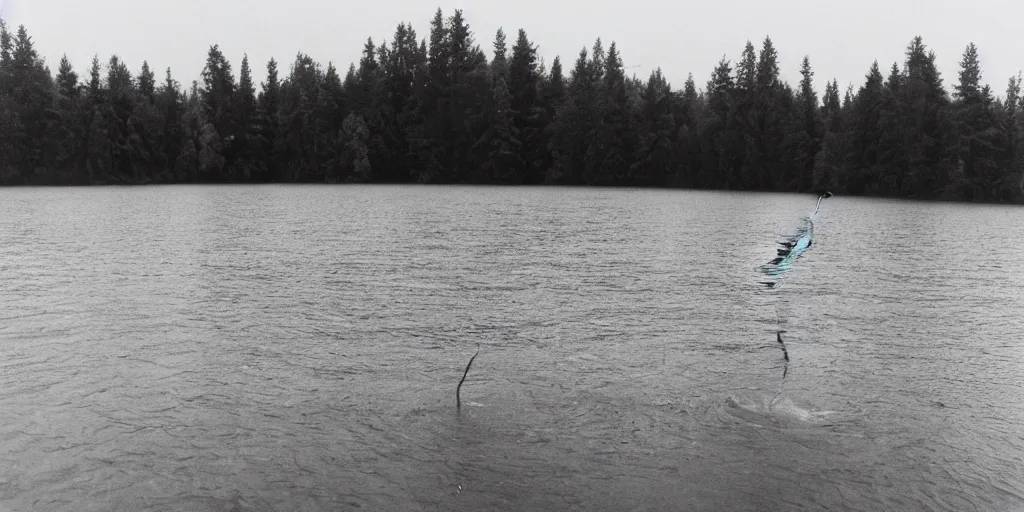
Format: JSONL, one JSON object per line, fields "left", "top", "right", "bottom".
{"left": 232, "top": 54, "right": 258, "bottom": 180}
{"left": 851, "top": 61, "right": 885, "bottom": 193}
{"left": 952, "top": 42, "right": 999, "bottom": 200}
{"left": 256, "top": 58, "right": 281, "bottom": 181}
{"left": 795, "top": 56, "right": 820, "bottom": 192}
{"left": 549, "top": 47, "right": 597, "bottom": 184}
{"left": 632, "top": 68, "right": 674, "bottom": 185}
{"left": 899, "top": 36, "right": 951, "bottom": 197}
{"left": 508, "top": 28, "right": 542, "bottom": 183}
{"left": 491, "top": 28, "right": 508, "bottom": 80}
{"left": 418, "top": 8, "right": 451, "bottom": 182}
{"left": 138, "top": 61, "right": 156, "bottom": 100}
{"left": 157, "top": 68, "right": 183, "bottom": 181}
{"left": 199, "top": 44, "right": 235, "bottom": 180}
{"left": 479, "top": 76, "right": 522, "bottom": 182}
{"left": 537, "top": 55, "right": 565, "bottom": 181}
{"left": 1000, "top": 74, "right": 1022, "bottom": 200}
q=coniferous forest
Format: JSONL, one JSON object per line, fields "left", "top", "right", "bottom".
{"left": 0, "top": 11, "right": 1022, "bottom": 202}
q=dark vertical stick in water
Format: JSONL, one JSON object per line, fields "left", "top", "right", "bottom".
{"left": 456, "top": 344, "right": 481, "bottom": 409}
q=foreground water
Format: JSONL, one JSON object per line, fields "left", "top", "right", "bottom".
{"left": 1, "top": 185, "right": 1023, "bottom": 512}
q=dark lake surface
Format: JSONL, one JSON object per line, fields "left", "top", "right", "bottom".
{"left": 1, "top": 185, "right": 1023, "bottom": 511}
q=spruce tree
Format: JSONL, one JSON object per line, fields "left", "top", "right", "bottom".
{"left": 549, "top": 47, "right": 596, "bottom": 184}
{"left": 138, "top": 61, "right": 156, "bottom": 100}
{"left": 632, "top": 68, "right": 674, "bottom": 185}
{"left": 899, "top": 36, "right": 951, "bottom": 197}
{"left": 491, "top": 28, "right": 508, "bottom": 80}
{"left": 952, "top": 43, "right": 999, "bottom": 199}
{"left": 157, "top": 68, "right": 183, "bottom": 181}
{"left": 508, "top": 29, "right": 541, "bottom": 182}
{"left": 594, "top": 41, "right": 632, "bottom": 185}
{"left": 1000, "top": 74, "right": 1022, "bottom": 199}
{"left": 480, "top": 76, "right": 522, "bottom": 182}
{"left": 750, "top": 36, "right": 784, "bottom": 190}
{"left": 796, "top": 56, "right": 820, "bottom": 191}
{"left": 256, "top": 58, "right": 281, "bottom": 181}
{"left": 702, "top": 57, "right": 738, "bottom": 188}
{"left": 199, "top": 44, "right": 235, "bottom": 180}
{"left": 8, "top": 25, "right": 54, "bottom": 182}
{"left": 852, "top": 61, "right": 885, "bottom": 193}
{"left": 232, "top": 54, "right": 257, "bottom": 180}
{"left": 313, "top": 62, "right": 344, "bottom": 182}
{"left": 52, "top": 55, "right": 82, "bottom": 183}
{"left": 537, "top": 55, "right": 565, "bottom": 181}
{"left": 419, "top": 8, "right": 450, "bottom": 182}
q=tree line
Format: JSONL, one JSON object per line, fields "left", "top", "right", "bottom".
{"left": 0, "top": 12, "right": 1021, "bottom": 202}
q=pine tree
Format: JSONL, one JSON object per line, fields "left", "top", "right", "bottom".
{"left": 700, "top": 57, "right": 738, "bottom": 188}
{"left": 418, "top": 8, "right": 451, "bottom": 183}
{"left": 549, "top": 47, "right": 597, "bottom": 184}
{"left": 8, "top": 25, "right": 55, "bottom": 182}
{"left": 537, "top": 55, "right": 565, "bottom": 181}
{"left": 814, "top": 78, "right": 850, "bottom": 192}
{"left": 491, "top": 28, "right": 508, "bottom": 80}
{"left": 736, "top": 41, "right": 757, "bottom": 93}
{"left": 480, "top": 76, "right": 522, "bottom": 182}
{"left": 52, "top": 55, "right": 82, "bottom": 183}
{"left": 105, "top": 55, "right": 139, "bottom": 182}
{"left": 875, "top": 62, "right": 906, "bottom": 194}
{"left": 952, "top": 43, "right": 999, "bottom": 200}
{"left": 822, "top": 79, "right": 840, "bottom": 122}
{"left": 669, "top": 73, "right": 700, "bottom": 188}
{"left": 199, "top": 44, "right": 235, "bottom": 180}
{"left": 851, "top": 60, "right": 885, "bottom": 193}
{"left": 899, "top": 36, "right": 951, "bottom": 198}
{"left": 380, "top": 22, "right": 419, "bottom": 183}
{"left": 313, "top": 62, "right": 344, "bottom": 182}
{"left": 632, "top": 68, "right": 674, "bottom": 185}
{"left": 508, "top": 28, "right": 542, "bottom": 182}
{"left": 255, "top": 58, "right": 281, "bottom": 181}
{"left": 444, "top": 10, "right": 488, "bottom": 183}
{"left": 1000, "top": 74, "right": 1022, "bottom": 200}
{"left": 130, "top": 61, "right": 162, "bottom": 182}
{"left": 231, "top": 54, "right": 258, "bottom": 180}
{"left": 593, "top": 41, "right": 632, "bottom": 185}
{"left": 796, "top": 56, "right": 820, "bottom": 192}
{"left": 138, "top": 61, "right": 156, "bottom": 100}
{"left": 750, "top": 36, "right": 785, "bottom": 190}
{"left": 157, "top": 68, "right": 183, "bottom": 181}
{"left": 0, "top": 20, "right": 11, "bottom": 75}
{"left": 82, "top": 55, "right": 108, "bottom": 184}
{"left": 87, "top": 55, "right": 102, "bottom": 100}
{"left": 279, "top": 53, "right": 323, "bottom": 182}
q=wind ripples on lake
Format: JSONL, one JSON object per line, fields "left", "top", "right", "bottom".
{"left": 1, "top": 185, "right": 1023, "bottom": 511}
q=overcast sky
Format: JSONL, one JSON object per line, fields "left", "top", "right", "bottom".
{"left": 2, "top": 0, "right": 1022, "bottom": 98}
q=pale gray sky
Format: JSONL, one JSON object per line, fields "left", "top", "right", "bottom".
{"left": 3, "top": 0, "right": 1022, "bottom": 98}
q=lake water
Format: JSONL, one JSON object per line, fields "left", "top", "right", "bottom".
{"left": 1, "top": 185, "right": 1023, "bottom": 512}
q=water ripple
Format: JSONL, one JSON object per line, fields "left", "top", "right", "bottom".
{"left": 0, "top": 186, "right": 1022, "bottom": 511}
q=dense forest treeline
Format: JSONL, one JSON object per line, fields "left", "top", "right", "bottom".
{"left": 0, "top": 12, "right": 1022, "bottom": 202}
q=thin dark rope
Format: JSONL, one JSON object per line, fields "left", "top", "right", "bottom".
{"left": 456, "top": 344, "right": 481, "bottom": 409}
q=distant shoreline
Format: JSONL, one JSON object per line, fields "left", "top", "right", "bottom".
{"left": 2, "top": 180, "right": 1020, "bottom": 207}
{"left": 1, "top": 11, "right": 1021, "bottom": 204}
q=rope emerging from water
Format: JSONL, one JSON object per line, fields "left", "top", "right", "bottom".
{"left": 456, "top": 344, "right": 481, "bottom": 409}
{"left": 767, "top": 192, "right": 831, "bottom": 409}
